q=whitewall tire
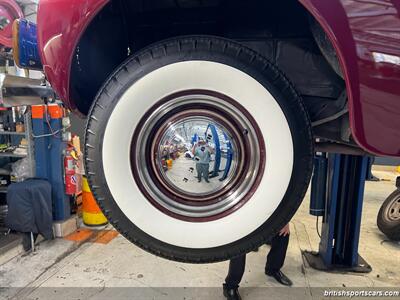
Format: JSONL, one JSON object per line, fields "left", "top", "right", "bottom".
{"left": 85, "top": 36, "right": 313, "bottom": 263}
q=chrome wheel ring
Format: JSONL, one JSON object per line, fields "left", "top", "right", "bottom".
{"left": 130, "top": 90, "right": 265, "bottom": 221}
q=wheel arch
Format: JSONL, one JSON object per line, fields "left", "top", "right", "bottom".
{"left": 37, "top": 0, "right": 110, "bottom": 114}
{"left": 298, "top": 0, "right": 362, "bottom": 151}
{"left": 297, "top": 0, "right": 400, "bottom": 157}
{"left": 39, "top": 0, "right": 400, "bottom": 157}
{"left": 40, "top": 0, "right": 352, "bottom": 117}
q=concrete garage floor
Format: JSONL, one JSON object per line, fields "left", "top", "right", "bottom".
{"left": 165, "top": 156, "right": 229, "bottom": 194}
{"left": 1, "top": 169, "right": 399, "bottom": 300}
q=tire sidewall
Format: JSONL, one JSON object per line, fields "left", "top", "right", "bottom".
{"left": 85, "top": 36, "right": 313, "bottom": 262}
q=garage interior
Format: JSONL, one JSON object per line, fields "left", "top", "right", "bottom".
{"left": 2, "top": 168, "right": 399, "bottom": 299}
{"left": 0, "top": 0, "right": 400, "bottom": 299}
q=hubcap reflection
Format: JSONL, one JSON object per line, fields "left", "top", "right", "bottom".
{"left": 157, "top": 117, "right": 238, "bottom": 196}
{"left": 130, "top": 91, "right": 265, "bottom": 221}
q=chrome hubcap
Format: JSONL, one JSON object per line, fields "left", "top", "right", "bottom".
{"left": 130, "top": 90, "right": 265, "bottom": 221}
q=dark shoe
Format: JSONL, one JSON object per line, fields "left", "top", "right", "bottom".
{"left": 205, "top": 180, "right": 210, "bottom": 183}
{"left": 265, "top": 270, "right": 293, "bottom": 286}
{"left": 223, "top": 284, "right": 241, "bottom": 300}
{"left": 198, "top": 178, "right": 201, "bottom": 182}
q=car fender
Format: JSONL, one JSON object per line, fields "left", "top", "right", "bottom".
{"left": 300, "top": 0, "right": 400, "bottom": 156}
{"left": 37, "top": 0, "right": 400, "bottom": 156}
{"left": 37, "top": 0, "right": 109, "bottom": 111}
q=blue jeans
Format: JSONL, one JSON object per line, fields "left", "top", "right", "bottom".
{"left": 196, "top": 163, "right": 209, "bottom": 181}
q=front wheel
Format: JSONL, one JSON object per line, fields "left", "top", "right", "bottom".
{"left": 85, "top": 36, "right": 313, "bottom": 263}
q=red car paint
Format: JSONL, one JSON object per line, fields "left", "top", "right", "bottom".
{"left": 299, "top": 0, "right": 400, "bottom": 157}
{"left": 0, "top": 0, "right": 23, "bottom": 47}
{"left": 37, "top": 0, "right": 108, "bottom": 110}
{"left": 37, "top": 0, "right": 400, "bottom": 157}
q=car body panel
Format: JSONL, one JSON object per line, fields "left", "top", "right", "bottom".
{"left": 37, "top": 0, "right": 109, "bottom": 110}
{"left": 37, "top": 0, "right": 400, "bottom": 156}
{"left": 300, "top": 0, "right": 400, "bottom": 157}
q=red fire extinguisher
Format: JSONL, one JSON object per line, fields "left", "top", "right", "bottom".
{"left": 64, "top": 149, "right": 76, "bottom": 195}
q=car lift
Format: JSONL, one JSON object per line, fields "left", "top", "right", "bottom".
{"left": 206, "top": 124, "right": 221, "bottom": 178}
{"left": 32, "top": 105, "right": 70, "bottom": 221}
{"left": 303, "top": 153, "right": 372, "bottom": 273}
{"left": 219, "top": 132, "right": 233, "bottom": 181}
{"left": 205, "top": 124, "right": 234, "bottom": 180}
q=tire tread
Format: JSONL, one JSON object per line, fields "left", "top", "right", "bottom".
{"left": 84, "top": 35, "right": 314, "bottom": 263}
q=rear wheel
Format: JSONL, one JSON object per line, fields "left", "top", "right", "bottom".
{"left": 85, "top": 36, "right": 313, "bottom": 263}
{"left": 377, "top": 189, "right": 400, "bottom": 241}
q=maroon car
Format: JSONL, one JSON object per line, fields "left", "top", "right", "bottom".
{"left": 8, "top": 0, "right": 400, "bottom": 263}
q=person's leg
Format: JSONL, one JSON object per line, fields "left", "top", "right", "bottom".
{"left": 196, "top": 163, "right": 202, "bottom": 182}
{"left": 225, "top": 255, "right": 246, "bottom": 289}
{"left": 201, "top": 164, "right": 206, "bottom": 181}
{"left": 265, "top": 233, "right": 289, "bottom": 273}
{"left": 203, "top": 164, "right": 210, "bottom": 182}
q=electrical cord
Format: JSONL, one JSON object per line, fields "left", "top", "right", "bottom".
{"left": 45, "top": 105, "right": 56, "bottom": 135}
{"left": 316, "top": 216, "right": 321, "bottom": 238}
{"left": 31, "top": 106, "right": 71, "bottom": 139}
{"left": 32, "top": 129, "right": 61, "bottom": 138}
{"left": 32, "top": 125, "right": 70, "bottom": 139}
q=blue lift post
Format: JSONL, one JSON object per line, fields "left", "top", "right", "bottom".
{"left": 220, "top": 132, "right": 233, "bottom": 181}
{"left": 191, "top": 133, "right": 199, "bottom": 145}
{"left": 206, "top": 124, "right": 221, "bottom": 178}
{"left": 303, "top": 153, "right": 372, "bottom": 273}
{"left": 32, "top": 105, "right": 70, "bottom": 221}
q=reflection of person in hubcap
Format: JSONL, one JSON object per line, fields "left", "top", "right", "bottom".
{"left": 192, "top": 139, "right": 214, "bottom": 183}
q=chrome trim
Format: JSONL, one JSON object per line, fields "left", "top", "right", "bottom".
{"left": 0, "top": 74, "right": 53, "bottom": 107}
{"left": 133, "top": 94, "right": 262, "bottom": 218}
